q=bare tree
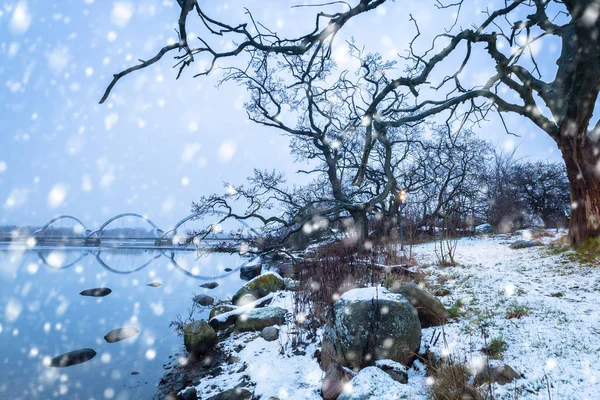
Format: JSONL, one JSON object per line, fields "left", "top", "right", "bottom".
{"left": 101, "top": 0, "right": 600, "bottom": 244}
{"left": 479, "top": 150, "right": 528, "bottom": 231}
{"left": 512, "top": 161, "right": 570, "bottom": 228}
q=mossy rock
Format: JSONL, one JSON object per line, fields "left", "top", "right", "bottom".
{"left": 324, "top": 287, "right": 421, "bottom": 370}
{"left": 231, "top": 272, "right": 285, "bottom": 304}
{"left": 184, "top": 320, "right": 216, "bottom": 356}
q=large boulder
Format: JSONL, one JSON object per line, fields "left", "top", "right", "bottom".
{"left": 231, "top": 272, "right": 285, "bottom": 304}
{"left": 234, "top": 306, "right": 287, "bottom": 332}
{"left": 321, "top": 287, "right": 421, "bottom": 371}
{"left": 184, "top": 320, "right": 217, "bottom": 356}
{"left": 391, "top": 282, "right": 449, "bottom": 327}
{"left": 337, "top": 366, "right": 408, "bottom": 400}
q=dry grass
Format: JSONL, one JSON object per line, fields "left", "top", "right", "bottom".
{"left": 430, "top": 363, "right": 483, "bottom": 400}
{"left": 530, "top": 229, "right": 554, "bottom": 240}
{"left": 505, "top": 302, "right": 532, "bottom": 319}
{"left": 295, "top": 241, "right": 421, "bottom": 324}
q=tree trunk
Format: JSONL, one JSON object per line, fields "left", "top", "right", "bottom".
{"left": 350, "top": 210, "right": 369, "bottom": 245}
{"left": 559, "top": 135, "right": 600, "bottom": 244}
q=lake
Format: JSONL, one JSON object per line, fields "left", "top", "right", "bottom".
{"left": 0, "top": 244, "right": 249, "bottom": 399}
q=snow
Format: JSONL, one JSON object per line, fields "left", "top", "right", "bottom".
{"left": 192, "top": 230, "right": 600, "bottom": 399}
{"left": 414, "top": 230, "right": 600, "bottom": 399}
{"left": 194, "top": 292, "right": 323, "bottom": 399}
{"left": 338, "top": 286, "right": 407, "bottom": 303}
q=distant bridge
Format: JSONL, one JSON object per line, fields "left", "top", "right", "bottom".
{"left": 10, "top": 211, "right": 258, "bottom": 248}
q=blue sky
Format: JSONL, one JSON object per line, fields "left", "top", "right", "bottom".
{"left": 0, "top": 0, "right": 564, "bottom": 229}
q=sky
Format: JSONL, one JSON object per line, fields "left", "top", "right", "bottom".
{"left": 0, "top": 0, "right": 565, "bottom": 230}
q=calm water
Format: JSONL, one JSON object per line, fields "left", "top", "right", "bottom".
{"left": 0, "top": 245, "right": 249, "bottom": 399}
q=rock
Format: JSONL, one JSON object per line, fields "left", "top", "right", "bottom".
{"left": 509, "top": 240, "right": 543, "bottom": 249}
{"left": 209, "top": 304, "right": 237, "bottom": 320}
{"left": 231, "top": 272, "right": 285, "bottom": 304}
{"left": 224, "top": 268, "right": 233, "bottom": 272}
{"left": 200, "top": 281, "right": 219, "bottom": 289}
{"left": 261, "top": 326, "right": 279, "bottom": 342}
{"left": 474, "top": 361, "right": 520, "bottom": 386}
{"left": 192, "top": 294, "right": 215, "bottom": 307}
{"left": 391, "top": 282, "right": 449, "bottom": 327}
{"left": 474, "top": 223, "right": 493, "bottom": 234}
{"left": 193, "top": 294, "right": 215, "bottom": 306}
{"left": 337, "top": 366, "right": 407, "bottom": 400}
{"left": 321, "top": 287, "right": 421, "bottom": 370}
{"left": 375, "top": 360, "right": 408, "bottom": 384}
{"left": 147, "top": 281, "right": 162, "bottom": 287}
{"left": 49, "top": 348, "right": 97, "bottom": 367}
{"left": 283, "top": 278, "right": 300, "bottom": 291}
{"left": 234, "top": 294, "right": 258, "bottom": 306}
{"left": 184, "top": 320, "right": 217, "bottom": 356}
{"left": 79, "top": 287, "right": 112, "bottom": 297}
{"left": 321, "top": 363, "right": 352, "bottom": 400}
{"left": 104, "top": 327, "right": 140, "bottom": 343}
{"left": 234, "top": 306, "right": 287, "bottom": 332}
{"left": 211, "top": 387, "right": 252, "bottom": 400}
{"left": 181, "top": 387, "right": 198, "bottom": 400}
{"left": 240, "top": 263, "right": 262, "bottom": 280}
{"left": 209, "top": 293, "right": 276, "bottom": 331}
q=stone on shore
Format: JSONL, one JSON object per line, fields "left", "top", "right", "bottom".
{"left": 240, "top": 263, "right": 262, "bottom": 280}
{"left": 261, "top": 326, "right": 279, "bottom": 342}
{"left": 231, "top": 272, "right": 285, "bottom": 304}
{"left": 391, "top": 282, "right": 449, "bottom": 327}
{"left": 184, "top": 320, "right": 217, "bottom": 357}
{"left": 234, "top": 306, "right": 287, "bottom": 332}
{"left": 193, "top": 294, "right": 215, "bottom": 307}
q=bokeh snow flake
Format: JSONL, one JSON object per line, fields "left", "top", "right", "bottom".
{"left": 111, "top": 2, "right": 134, "bottom": 27}
{"left": 48, "top": 184, "right": 68, "bottom": 208}
{"left": 217, "top": 140, "right": 236, "bottom": 162}
{"left": 9, "top": 2, "right": 31, "bottom": 34}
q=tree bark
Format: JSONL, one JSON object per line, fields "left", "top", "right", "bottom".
{"left": 559, "top": 135, "right": 600, "bottom": 244}
{"left": 350, "top": 210, "right": 369, "bottom": 245}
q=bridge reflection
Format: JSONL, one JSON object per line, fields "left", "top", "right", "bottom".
{"left": 31, "top": 247, "right": 249, "bottom": 279}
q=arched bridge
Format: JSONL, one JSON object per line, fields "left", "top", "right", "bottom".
{"left": 26, "top": 211, "right": 257, "bottom": 248}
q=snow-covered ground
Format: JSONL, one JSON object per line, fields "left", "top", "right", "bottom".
{"left": 416, "top": 230, "right": 600, "bottom": 400}
{"left": 191, "top": 230, "right": 600, "bottom": 399}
